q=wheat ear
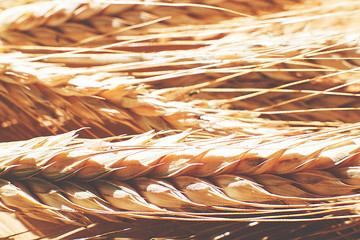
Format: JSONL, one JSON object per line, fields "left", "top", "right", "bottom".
{"left": 1, "top": 129, "right": 360, "bottom": 239}
{"left": 2, "top": 128, "right": 360, "bottom": 181}
{"left": 0, "top": 1, "right": 359, "bottom": 140}
{"left": 0, "top": 128, "right": 360, "bottom": 224}
{"left": 0, "top": 0, "right": 309, "bottom": 33}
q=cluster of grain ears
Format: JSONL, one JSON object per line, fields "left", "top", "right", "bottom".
{"left": 1, "top": 0, "right": 360, "bottom": 239}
